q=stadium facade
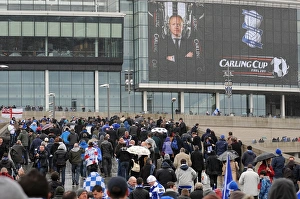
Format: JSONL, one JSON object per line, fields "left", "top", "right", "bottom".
{"left": 0, "top": 0, "right": 300, "bottom": 118}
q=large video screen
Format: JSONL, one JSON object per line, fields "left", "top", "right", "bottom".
{"left": 148, "top": 1, "right": 298, "bottom": 85}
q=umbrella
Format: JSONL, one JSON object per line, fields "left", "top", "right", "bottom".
{"left": 218, "top": 150, "right": 239, "bottom": 161}
{"left": 253, "top": 152, "right": 276, "bottom": 163}
{"left": 127, "top": 146, "right": 150, "bottom": 156}
{"left": 151, "top": 127, "right": 168, "bottom": 134}
{"left": 42, "top": 123, "right": 53, "bottom": 130}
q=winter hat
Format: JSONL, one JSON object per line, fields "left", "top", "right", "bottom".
{"left": 220, "top": 135, "right": 225, "bottom": 139}
{"left": 0, "top": 176, "right": 28, "bottom": 199}
{"left": 147, "top": 175, "right": 157, "bottom": 183}
{"left": 107, "top": 176, "right": 128, "bottom": 198}
{"left": 164, "top": 154, "right": 170, "bottom": 160}
{"left": 76, "top": 188, "right": 87, "bottom": 197}
{"left": 276, "top": 148, "right": 282, "bottom": 155}
{"left": 228, "top": 181, "right": 239, "bottom": 191}
{"left": 54, "top": 186, "right": 65, "bottom": 196}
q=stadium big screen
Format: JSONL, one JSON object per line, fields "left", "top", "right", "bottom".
{"left": 148, "top": 1, "right": 298, "bottom": 85}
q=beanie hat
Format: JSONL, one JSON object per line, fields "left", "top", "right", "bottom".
{"left": 164, "top": 154, "right": 170, "bottom": 160}
{"left": 220, "top": 135, "right": 225, "bottom": 139}
{"left": 0, "top": 176, "right": 28, "bottom": 199}
{"left": 276, "top": 148, "right": 282, "bottom": 155}
{"left": 228, "top": 181, "right": 239, "bottom": 191}
{"left": 147, "top": 175, "right": 157, "bottom": 183}
{"left": 76, "top": 188, "right": 87, "bottom": 197}
{"left": 54, "top": 186, "right": 65, "bottom": 196}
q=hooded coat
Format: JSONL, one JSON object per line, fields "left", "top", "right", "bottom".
{"left": 175, "top": 164, "right": 197, "bottom": 191}
{"left": 155, "top": 162, "right": 177, "bottom": 188}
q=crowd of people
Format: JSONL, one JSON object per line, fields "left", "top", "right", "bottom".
{"left": 0, "top": 114, "right": 300, "bottom": 199}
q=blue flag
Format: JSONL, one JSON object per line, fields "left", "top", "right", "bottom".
{"left": 222, "top": 153, "right": 233, "bottom": 199}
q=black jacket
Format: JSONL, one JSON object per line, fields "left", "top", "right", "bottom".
{"left": 54, "top": 148, "right": 69, "bottom": 166}
{"left": 100, "top": 140, "right": 113, "bottom": 159}
{"left": 129, "top": 187, "right": 150, "bottom": 199}
{"left": 191, "top": 150, "right": 205, "bottom": 172}
{"left": 116, "top": 147, "right": 131, "bottom": 162}
{"left": 190, "top": 189, "right": 203, "bottom": 199}
{"left": 155, "top": 162, "right": 177, "bottom": 188}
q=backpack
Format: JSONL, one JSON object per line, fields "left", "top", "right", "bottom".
{"left": 171, "top": 137, "right": 178, "bottom": 150}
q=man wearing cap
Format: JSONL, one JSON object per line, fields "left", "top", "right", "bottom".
{"left": 107, "top": 176, "right": 129, "bottom": 199}
{"left": 147, "top": 175, "right": 165, "bottom": 199}
{"left": 215, "top": 135, "right": 228, "bottom": 156}
{"left": 239, "top": 164, "right": 260, "bottom": 199}
{"left": 76, "top": 188, "right": 88, "bottom": 199}
{"left": 271, "top": 148, "right": 285, "bottom": 179}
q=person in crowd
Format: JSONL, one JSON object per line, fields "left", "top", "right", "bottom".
{"left": 174, "top": 148, "right": 192, "bottom": 169}
{"left": 162, "top": 181, "right": 179, "bottom": 199}
{"left": 268, "top": 178, "right": 297, "bottom": 199}
{"left": 67, "top": 129, "right": 79, "bottom": 151}
{"left": 0, "top": 167, "right": 14, "bottom": 179}
{"left": 190, "top": 182, "right": 203, "bottom": 199}
{"left": 206, "top": 150, "right": 222, "bottom": 189}
{"left": 84, "top": 141, "right": 99, "bottom": 176}
{"left": 17, "top": 125, "right": 29, "bottom": 165}
{"left": 191, "top": 145, "right": 205, "bottom": 182}
{"left": 79, "top": 139, "right": 88, "bottom": 179}
{"left": 69, "top": 142, "right": 84, "bottom": 186}
{"left": 0, "top": 137, "right": 9, "bottom": 160}
{"left": 127, "top": 176, "right": 137, "bottom": 193}
{"left": 0, "top": 174, "right": 28, "bottom": 199}
{"left": 19, "top": 168, "right": 51, "bottom": 199}
{"left": 35, "top": 144, "right": 49, "bottom": 176}
{"left": 230, "top": 137, "right": 242, "bottom": 166}
{"left": 49, "top": 171, "right": 63, "bottom": 198}
{"left": 116, "top": 141, "right": 131, "bottom": 180}
{"left": 107, "top": 176, "right": 129, "bottom": 199}
{"left": 0, "top": 152, "right": 17, "bottom": 177}
{"left": 117, "top": 123, "right": 127, "bottom": 138}
{"left": 53, "top": 186, "right": 65, "bottom": 199}
{"left": 257, "top": 158, "right": 274, "bottom": 185}
{"left": 215, "top": 134, "right": 228, "bottom": 156}
{"left": 178, "top": 188, "right": 191, "bottom": 199}
{"left": 10, "top": 140, "right": 26, "bottom": 170}
{"left": 76, "top": 188, "right": 88, "bottom": 199}
{"left": 258, "top": 170, "right": 271, "bottom": 199}
{"left": 8, "top": 120, "right": 16, "bottom": 147}
{"left": 100, "top": 134, "right": 114, "bottom": 177}
{"left": 239, "top": 164, "right": 260, "bottom": 199}
{"left": 222, "top": 152, "right": 240, "bottom": 183}
{"left": 241, "top": 146, "right": 256, "bottom": 172}
{"left": 155, "top": 161, "right": 177, "bottom": 189}
{"left": 271, "top": 148, "right": 285, "bottom": 179}
{"left": 191, "top": 131, "right": 202, "bottom": 152}
{"left": 176, "top": 159, "right": 197, "bottom": 194}
{"left": 147, "top": 175, "right": 165, "bottom": 199}
{"left": 140, "top": 158, "right": 156, "bottom": 185}
{"left": 92, "top": 185, "right": 104, "bottom": 199}
{"left": 54, "top": 144, "right": 69, "bottom": 186}
{"left": 129, "top": 177, "right": 149, "bottom": 199}
{"left": 62, "top": 191, "right": 77, "bottom": 199}
{"left": 61, "top": 128, "right": 71, "bottom": 150}
{"left": 203, "top": 136, "right": 215, "bottom": 160}
{"left": 162, "top": 154, "right": 176, "bottom": 171}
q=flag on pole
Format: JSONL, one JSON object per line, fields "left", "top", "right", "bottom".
{"left": 222, "top": 153, "right": 233, "bottom": 199}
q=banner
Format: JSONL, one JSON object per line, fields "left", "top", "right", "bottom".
{"left": 1, "top": 108, "right": 23, "bottom": 119}
{"left": 222, "top": 154, "right": 233, "bottom": 199}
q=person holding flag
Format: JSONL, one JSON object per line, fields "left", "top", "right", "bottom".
{"left": 222, "top": 153, "right": 233, "bottom": 199}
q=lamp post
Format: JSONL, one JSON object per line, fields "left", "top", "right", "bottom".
{"left": 100, "top": 84, "right": 110, "bottom": 119}
{"left": 171, "top": 98, "right": 176, "bottom": 120}
{"left": 48, "top": 93, "right": 55, "bottom": 119}
{"left": 124, "top": 70, "right": 134, "bottom": 112}
{"left": 224, "top": 66, "right": 233, "bottom": 116}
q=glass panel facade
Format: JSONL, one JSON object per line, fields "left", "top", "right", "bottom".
{"left": 0, "top": 15, "right": 123, "bottom": 59}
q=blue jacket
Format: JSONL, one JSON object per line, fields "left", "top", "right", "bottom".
{"left": 215, "top": 139, "right": 228, "bottom": 156}
{"left": 61, "top": 130, "right": 70, "bottom": 145}
{"left": 271, "top": 154, "right": 285, "bottom": 178}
